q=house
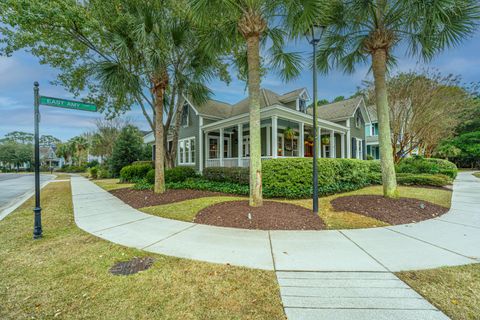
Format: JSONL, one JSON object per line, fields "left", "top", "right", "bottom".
{"left": 40, "top": 146, "right": 64, "bottom": 168}
{"left": 144, "top": 88, "right": 370, "bottom": 172}
{"left": 365, "top": 105, "right": 380, "bottom": 160}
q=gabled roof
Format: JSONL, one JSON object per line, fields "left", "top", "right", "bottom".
{"left": 189, "top": 87, "right": 308, "bottom": 119}
{"left": 308, "top": 96, "right": 364, "bottom": 121}
{"left": 366, "top": 104, "right": 378, "bottom": 122}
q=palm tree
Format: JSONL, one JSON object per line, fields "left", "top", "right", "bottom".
{"left": 190, "top": 0, "right": 330, "bottom": 206}
{"left": 318, "top": 0, "right": 479, "bottom": 198}
{"left": 95, "top": 0, "right": 222, "bottom": 193}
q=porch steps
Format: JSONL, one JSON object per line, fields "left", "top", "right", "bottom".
{"left": 276, "top": 271, "right": 450, "bottom": 320}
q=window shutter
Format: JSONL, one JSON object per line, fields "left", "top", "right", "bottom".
{"left": 351, "top": 138, "right": 356, "bottom": 159}
{"left": 362, "top": 140, "right": 366, "bottom": 160}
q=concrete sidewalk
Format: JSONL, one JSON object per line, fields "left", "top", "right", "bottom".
{"left": 71, "top": 172, "right": 480, "bottom": 319}
{"left": 71, "top": 171, "right": 479, "bottom": 272}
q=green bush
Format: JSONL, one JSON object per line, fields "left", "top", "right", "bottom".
{"left": 146, "top": 168, "right": 155, "bottom": 184}
{"left": 396, "top": 157, "right": 457, "bottom": 179}
{"left": 88, "top": 166, "right": 98, "bottom": 179}
{"left": 262, "top": 158, "right": 373, "bottom": 198}
{"left": 97, "top": 166, "right": 112, "bottom": 179}
{"left": 133, "top": 179, "right": 154, "bottom": 190}
{"left": 119, "top": 163, "right": 153, "bottom": 183}
{"left": 167, "top": 178, "right": 249, "bottom": 195}
{"left": 132, "top": 160, "right": 154, "bottom": 167}
{"left": 396, "top": 173, "right": 452, "bottom": 187}
{"left": 203, "top": 167, "right": 249, "bottom": 185}
{"left": 165, "top": 166, "right": 197, "bottom": 183}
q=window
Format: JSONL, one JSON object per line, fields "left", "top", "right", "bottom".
{"left": 355, "top": 111, "right": 362, "bottom": 128}
{"left": 181, "top": 103, "right": 189, "bottom": 127}
{"left": 371, "top": 123, "right": 378, "bottom": 136}
{"left": 356, "top": 139, "right": 363, "bottom": 159}
{"left": 209, "top": 137, "right": 219, "bottom": 159}
{"left": 178, "top": 137, "right": 195, "bottom": 165}
{"left": 243, "top": 136, "right": 250, "bottom": 157}
{"left": 298, "top": 99, "right": 307, "bottom": 113}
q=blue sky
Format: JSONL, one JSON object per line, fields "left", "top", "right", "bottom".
{"left": 1, "top": 30, "right": 479, "bottom": 141}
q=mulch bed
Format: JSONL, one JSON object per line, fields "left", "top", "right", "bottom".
{"left": 331, "top": 195, "right": 449, "bottom": 225}
{"left": 109, "top": 188, "right": 231, "bottom": 208}
{"left": 194, "top": 200, "right": 325, "bottom": 230}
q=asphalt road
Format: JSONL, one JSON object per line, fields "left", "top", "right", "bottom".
{"left": 0, "top": 173, "right": 55, "bottom": 219}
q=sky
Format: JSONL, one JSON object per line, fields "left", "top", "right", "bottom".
{"left": 1, "top": 30, "right": 479, "bottom": 141}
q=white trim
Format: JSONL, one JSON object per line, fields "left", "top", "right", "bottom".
{"left": 346, "top": 119, "right": 352, "bottom": 158}
{"left": 299, "top": 122, "right": 304, "bottom": 157}
{"left": 199, "top": 117, "right": 203, "bottom": 172}
{"left": 266, "top": 125, "right": 271, "bottom": 156}
{"left": 178, "top": 136, "right": 196, "bottom": 166}
{"left": 272, "top": 116, "right": 278, "bottom": 158}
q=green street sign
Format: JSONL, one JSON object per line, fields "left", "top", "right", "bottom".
{"left": 39, "top": 96, "right": 97, "bottom": 112}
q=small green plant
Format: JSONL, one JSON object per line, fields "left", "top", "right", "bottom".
{"left": 165, "top": 166, "right": 197, "bottom": 183}
{"left": 132, "top": 178, "right": 153, "bottom": 190}
{"left": 119, "top": 163, "right": 153, "bottom": 182}
{"left": 88, "top": 166, "right": 98, "bottom": 179}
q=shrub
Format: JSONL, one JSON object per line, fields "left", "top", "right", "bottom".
{"left": 119, "top": 163, "right": 153, "bottom": 182}
{"left": 262, "top": 158, "right": 374, "bottom": 198}
{"left": 97, "top": 165, "right": 112, "bottom": 179}
{"left": 88, "top": 166, "right": 98, "bottom": 179}
{"left": 167, "top": 178, "right": 249, "bottom": 195}
{"left": 109, "top": 125, "right": 149, "bottom": 177}
{"left": 165, "top": 166, "right": 197, "bottom": 183}
{"left": 396, "top": 173, "right": 452, "bottom": 187}
{"left": 203, "top": 167, "right": 249, "bottom": 185}
{"left": 146, "top": 168, "right": 155, "bottom": 184}
{"left": 133, "top": 179, "right": 154, "bottom": 190}
{"left": 86, "top": 160, "right": 99, "bottom": 168}
{"left": 396, "top": 157, "right": 457, "bottom": 179}
{"left": 132, "top": 160, "right": 154, "bottom": 167}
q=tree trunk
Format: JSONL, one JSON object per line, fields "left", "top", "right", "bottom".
{"left": 165, "top": 94, "right": 185, "bottom": 169}
{"left": 152, "top": 76, "right": 167, "bottom": 194}
{"left": 372, "top": 49, "right": 398, "bottom": 198}
{"left": 246, "top": 35, "right": 263, "bottom": 207}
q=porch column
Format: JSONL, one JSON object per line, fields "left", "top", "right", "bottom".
{"left": 219, "top": 128, "right": 224, "bottom": 166}
{"left": 272, "top": 116, "right": 278, "bottom": 158}
{"left": 330, "top": 130, "right": 335, "bottom": 158}
{"left": 237, "top": 123, "right": 243, "bottom": 166}
{"left": 199, "top": 117, "right": 204, "bottom": 172}
{"left": 340, "top": 133, "right": 345, "bottom": 158}
{"left": 346, "top": 119, "right": 352, "bottom": 158}
{"left": 266, "top": 125, "right": 271, "bottom": 156}
{"left": 299, "top": 122, "right": 304, "bottom": 157}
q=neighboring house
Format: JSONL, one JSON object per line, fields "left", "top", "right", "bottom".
{"left": 40, "top": 146, "right": 64, "bottom": 168}
{"left": 144, "top": 88, "right": 370, "bottom": 172}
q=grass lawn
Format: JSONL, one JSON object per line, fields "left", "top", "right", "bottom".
{"left": 54, "top": 173, "right": 71, "bottom": 180}
{"left": 473, "top": 172, "right": 480, "bottom": 179}
{"left": 138, "top": 185, "right": 451, "bottom": 229}
{"left": 93, "top": 178, "right": 134, "bottom": 191}
{"left": 140, "top": 196, "right": 246, "bottom": 222}
{"left": 397, "top": 264, "right": 480, "bottom": 320}
{"left": 0, "top": 182, "right": 285, "bottom": 319}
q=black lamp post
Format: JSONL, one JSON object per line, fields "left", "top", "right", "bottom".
{"left": 305, "top": 25, "right": 325, "bottom": 214}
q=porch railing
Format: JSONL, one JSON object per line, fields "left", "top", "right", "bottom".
{"left": 205, "top": 156, "right": 296, "bottom": 168}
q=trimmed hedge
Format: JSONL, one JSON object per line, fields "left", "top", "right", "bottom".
{"left": 261, "top": 158, "right": 373, "bottom": 198}
{"left": 396, "top": 157, "right": 457, "bottom": 179}
{"left": 167, "top": 178, "right": 249, "bottom": 195}
{"left": 396, "top": 173, "right": 452, "bottom": 187}
{"left": 145, "top": 167, "right": 197, "bottom": 184}
{"left": 203, "top": 167, "right": 249, "bottom": 185}
{"left": 119, "top": 163, "right": 153, "bottom": 183}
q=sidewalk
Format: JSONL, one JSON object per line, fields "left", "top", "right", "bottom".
{"left": 71, "top": 172, "right": 479, "bottom": 320}
{"left": 71, "top": 172, "right": 479, "bottom": 272}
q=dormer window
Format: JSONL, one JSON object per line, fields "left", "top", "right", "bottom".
{"left": 181, "top": 103, "right": 189, "bottom": 127}
{"left": 299, "top": 98, "right": 307, "bottom": 113}
{"left": 355, "top": 111, "right": 362, "bottom": 128}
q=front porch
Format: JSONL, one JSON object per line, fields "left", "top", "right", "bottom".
{"left": 200, "top": 106, "right": 350, "bottom": 170}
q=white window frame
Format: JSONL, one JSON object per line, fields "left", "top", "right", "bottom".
{"left": 355, "top": 112, "right": 362, "bottom": 128}
{"left": 178, "top": 136, "right": 195, "bottom": 165}
{"left": 207, "top": 135, "right": 231, "bottom": 159}
{"left": 356, "top": 138, "right": 363, "bottom": 159}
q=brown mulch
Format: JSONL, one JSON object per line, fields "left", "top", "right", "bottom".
{"left": 331, "top": 195, "right": 449, "bottom": 225}
{"left": 109, "top": 188, "right": 230, "bottom": 208}
{"left": 194, "top": 200, "right": 325, "bottom": 230}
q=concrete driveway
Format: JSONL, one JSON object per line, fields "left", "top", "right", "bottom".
{"left": 0, "top": 173, "right": 55, "bottom": 220}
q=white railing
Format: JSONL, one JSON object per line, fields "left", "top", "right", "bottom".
{"left": 205, "top": 156, "right": 300, "bottom": 168}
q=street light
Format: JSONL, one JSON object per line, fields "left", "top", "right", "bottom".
{"left": 305, "top": 24, "right": 326, "bottom": 214}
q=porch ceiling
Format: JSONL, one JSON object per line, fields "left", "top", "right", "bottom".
{"left": 201, "top": 105, "right": 348, "bottom": 133}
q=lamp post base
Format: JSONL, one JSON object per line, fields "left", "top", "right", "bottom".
{"left": 33, "top": 207, "right": 42, "bottom": 239}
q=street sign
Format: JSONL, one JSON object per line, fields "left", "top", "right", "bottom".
{"left": 39, "top": 96, "right": 97, "bottom": 112}
{"left": 32, "top": 84, "right": 98, "bottom": 240}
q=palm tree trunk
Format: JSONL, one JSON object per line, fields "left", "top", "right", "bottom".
{"left": 246, "top": 35, "right": 263, "bottom": 207}
{"left": 152, "top": 76, "right": 167, "bottom": 194}
{"left": 372, "top": 49, "right": 398, "bottom": 198}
